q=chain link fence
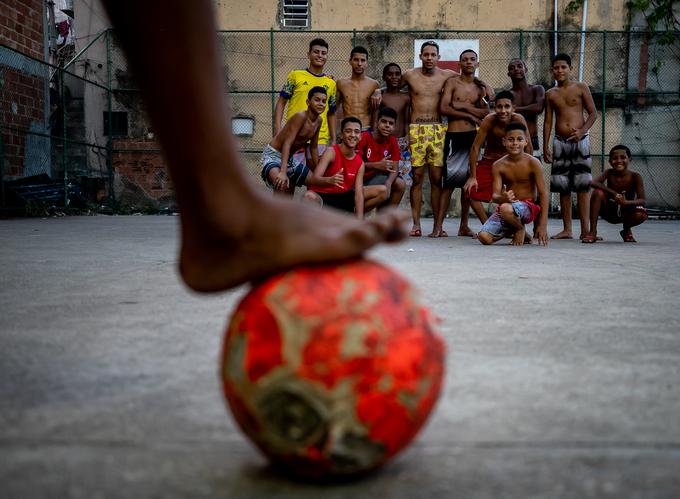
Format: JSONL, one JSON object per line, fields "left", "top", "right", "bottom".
{"left": 2, "top": 29, "right": 679, "bottom": 214}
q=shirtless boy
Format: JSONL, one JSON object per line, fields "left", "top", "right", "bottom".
{"left": 436, "top": 49, "right": 493, "bottom": 237}
{"left": 582, "top": 144, "right": 647, "bottom": 243}
{"left": 478, "top": 122, "right": 549, "bottom": 246}
{"left": 465, "top": 91, "right": 532, "bottom": 228}
{"left": 102, "top": 0, "right": 407, "bottom": 293}
{"left": 336, "top": 46, "right": 380, "bottom": 130}
{"left": 357, "top": 106, "right": 406, "bottom": 208}
{"left": 507, "top": 58, "right": 545, "bottom": 154}
{"left": 402, "top": 41, "right": 458, "bottom": 237}
{"left": 305, "top": 117, "right": 387, "bottom": 218}
{"left": 376, "top": 63, "right": 411, "bottom": 150}
{"left": 543, "top": 53, "right": 598, "bottom": 240}
{"left": 274, "top": 38, "right": 337, "bottom": 164}
{"left": 261, "top": 86, "right": 343, "bottom": 194}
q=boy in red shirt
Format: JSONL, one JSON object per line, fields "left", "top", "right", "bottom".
{"left": 356, "top": 107, "right": 406, "bottom": 208}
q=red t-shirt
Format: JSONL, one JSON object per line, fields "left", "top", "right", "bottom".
{"left": 311, "top": 144, "right": 363, "bottom": 194}
{"left": 356, "top": 131, "right": 401, "bottom": 180}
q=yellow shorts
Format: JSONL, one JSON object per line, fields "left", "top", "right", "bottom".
{"left": 409, "top": 123, "right": 446, "bottom": 168}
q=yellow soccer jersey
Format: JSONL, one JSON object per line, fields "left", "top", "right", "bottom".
{"left": 280, "top": 69, "right": 337, "bottom": 144}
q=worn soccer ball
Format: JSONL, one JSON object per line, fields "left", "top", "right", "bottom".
{"left": 220, "top": 259, "right": 445, "bottom": 479}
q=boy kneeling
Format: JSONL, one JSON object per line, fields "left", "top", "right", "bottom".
{"left": 478, "top": 122, "right": 549, "bottom": 246}
{"left": 582, "top": 144, "right": 647, "bottom": 243}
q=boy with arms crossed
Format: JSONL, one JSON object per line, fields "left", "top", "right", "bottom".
{"left": 507, "top": 58, "right": 545, "bottom": 154}
{"left": 336, "top": 47, "right": 380, "bottom": 130}
{"left": 376, "top": 63, "right": 411, "bottom": 150}
{"left": 543, "top": 53, "right": 598, "bottom": 240}
{"left": 261, "top": 87, "right": 343, "bottom": 194}
{"left": 582, "top": 144, "right": 647, "bottom": 243}
{"left": 436, "top": 49, "right": 493, "bottom": 237}
{"left": 357, "top": 107, "right": 406, "bottom": 208}
{"left": 478, "top": 122, "right": 549, "bottom": 246}
{"left": 465, "top": 91, "right": 532, "bottom": 230}
{"left": 305, "top": 117, "right": 387, "bottom": 217}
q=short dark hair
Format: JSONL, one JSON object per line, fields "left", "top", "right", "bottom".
{"left": 378, "top": 106, "right": 398, "bottom": 121}
{"left": 350, "top": 46, "right": 368, "bottom": 59}
{"left": 307, "top": 86, "right": 327, "bottom": 100}
{"left": 495, "top": 90, "right": 515, "bottom": 103}
{"left": 420, "top": 41, "right": 439, "bottom": 54}
{"left": 552, "top": 53, "right": 572, "bottom": 66}
{"left": 309, "top": 38, "right": 328, "bottom": 51}
{"left": 505, "top": 121, "right": 527, "bottom": 133}
{"left": 341, "top": 116, "right": 362, "bottom": 130}
{"left": 609, "top": 144, "right": 632, "bottom": 158}
{"left": 383, "top": 62, "right": 401, "bottom": 78}
{"left": 459, "top": 49, "right": 478, "bottom": 59}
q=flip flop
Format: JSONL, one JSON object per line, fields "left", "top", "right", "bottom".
{"left": 440, "top": 230, "right": 449, "bottom": 237}
{"left": 409, "top": 228, "right": 422, "bottom": 237}
{"left": 581, "top": 234, "right": 597, "bottom": 243}
{"left": 620, "top": 230, "right": 637, "bottom": 243}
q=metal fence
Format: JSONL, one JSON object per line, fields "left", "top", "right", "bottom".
{"left": 1, "top": 29, "right": 679, "bottom": 214}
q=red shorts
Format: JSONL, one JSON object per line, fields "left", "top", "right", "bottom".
{"left": 470, "top": 158, "right": 493, "bottom": 202}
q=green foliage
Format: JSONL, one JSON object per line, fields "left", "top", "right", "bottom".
{"left": 565, "top": 0, "right": 585, "bottom": 15}
{"left": 626, "top": 0, "right": 680, "bottom": 42}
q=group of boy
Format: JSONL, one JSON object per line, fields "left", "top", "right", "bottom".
{"left": 261, "top": 38, "right": 647, "bottom": 246}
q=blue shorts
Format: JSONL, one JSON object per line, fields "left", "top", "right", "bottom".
{"left": 260, "top": 144, "right": 310, "bottom": 188}
{"left": 480, "top": 200, "right": 540, "bottom": 238}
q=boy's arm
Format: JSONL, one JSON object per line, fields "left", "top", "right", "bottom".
{"left": 543, "top": 92, "right": 554, "bottom": 163}
{"left": 515, "top": 85, "right": 545, "bottom": 116}
{"left": 276, "top": 113, "right": 306, "bottom": 190}
{"left": 313, "top": 147, "right": 336, "bottom": 178}
{"left": 590, "top": 170, "right": 611, "bottom": 193}
{"left": 404, "top": 95, "right": 411, "bottom": 128}
{"left": 630, "top": 172, "right": 646, "bottom": 206}
{"left": 569, "top": 83, "right": 598, "bottom": 141}
{"left": 515, "top": 114, "right": 533, "bottom": 155}
{"left": 439, "top": 79, "right": 477, "bottom": 122}
{"left": 464, "top": 117, "right": 491, "bottom": 193}
{"left": 273, "top": 96, "right": 288, "bottom": 137}
{"left": 531, "top": 157, "right": 549, "bottom": 245}
{"left": 370, "top": 80, "right": 382, "bottom": 109}
{"left": 354, "top": 165, "right": 365, "bottom": 219}
{"left": 308, "top": 125, "right": 321, "bottom": 170}
{"left": 490, "top": 162, "right": 506, "bottom": 204}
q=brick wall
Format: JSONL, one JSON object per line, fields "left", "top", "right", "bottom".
{"left": 112, "top": 139, "right": 176, "bottom": 209}
{"left": 1, "top": 0, "right": 47, "bottom": 180}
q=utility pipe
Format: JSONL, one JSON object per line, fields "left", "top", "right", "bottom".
{"left": 554, "top": 0, "right": 558, "bottom": 56}
{"left": 578, "top": 0, "right": 588, "bottom": 81}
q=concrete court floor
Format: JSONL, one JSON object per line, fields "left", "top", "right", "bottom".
{"left": 1, "top": 215, "right": 679, "bottom": 499}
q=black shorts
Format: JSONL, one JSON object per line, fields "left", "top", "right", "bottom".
{"left": 442, "top": 130, "right": 476, "bottom": 189}
{"left": 318, "top": 190, "right": 355, "bottom": 213}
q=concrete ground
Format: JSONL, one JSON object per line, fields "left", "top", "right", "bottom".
{"left": 1, "top": 215, "right": 679, "bottom": 499}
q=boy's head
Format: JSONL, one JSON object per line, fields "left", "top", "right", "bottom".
{"left": 459, "top": 49, "right": 478, "bottom": 75}
{"left": 420, "top": 41, "right": 440, "bottom": 70}
{"left": 306, "top": 86, "right": 328, "bottom": 113}
{"left": 494, "top": 90, "right": 515, "bottom": 123}
{"left": 349, "top": 46, "right": 369, "bottom": 75}
{"left": 308, "top": 38, "right": 329, "bottom": 67}
{"left": 609, "top": 144, "right": 632, "bottom": 171}
{"left": 507, "top": 58, "right": 527, "bottom": 80}
{"left": 383, "top": 63, "right": 402, "bottom": 88}
{"left": 502, "top": 121, "right": 527, "bottom": 154}
{"left": 375, "top": 107, "right": 397, "bottom": 137}
{"left": 551, "top": 53, "right": 572, "bottom": 81}
{"left": 341, "top": 116, "right": 362, "bottom": 146}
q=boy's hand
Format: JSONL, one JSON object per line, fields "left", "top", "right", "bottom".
{"left": 535, "top": 225, "right": 549, "bottom": 246}
{"left": 379, "top": 155, "right": 395, "bottom": 172}
{"left": 464, "top": 177, "right": 478, "bottom": 194}
{"left": 568, "top": 127, "right": 585, "bottom": 142}
{"left": 274, "top": 171, "right": 290, "bottom": 190}
{"left": 614, "top": 192, "right": 626, "bottom": 205}
{"left": 328, "top": 169, "right": 344, "bottom": 187}
{"left": 543, "top": 147, "right": 552, "bottom": 163}
{"left": 502, "top": 184, "right": 517, "bottom": 203}
{"left": 370, "top": 90, "right": 382, "bottom": 110}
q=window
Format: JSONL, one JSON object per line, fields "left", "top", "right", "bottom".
{"left": 103, "top": 111, "right": 128, "bottom": 137}
{"left": 280, "top": 0, "right": 310, "bottom": 29}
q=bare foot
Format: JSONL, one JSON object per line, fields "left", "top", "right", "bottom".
{"left": 511, "top": 227, "right": 526, "bottom": 246}
{"left": 550, "top": 230, "right": 573, "bottom": 239}
{"left": 458, "top": 226, "right": 476, "bottom": 237}
{"left": 440, "top": 230, "right": 448, "bottom": 237}
{"left": 178, "top": 195, "right": 409, "bottom": 292}
{"left": 428, "top": 227, "right": 442, "bottom": 238}
{"left": 524, "top": 232, "right": 533, "bottom": 245}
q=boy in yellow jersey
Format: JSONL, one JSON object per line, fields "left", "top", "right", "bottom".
{"left": 274, "top": 38, "right": 338, "bottom": 168}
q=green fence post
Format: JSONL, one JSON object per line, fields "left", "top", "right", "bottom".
{"left": 106, "top": 29, "right": 114, "bottom": 204}
{"left": 270, "top": 28, "right": 276, "bottom": 136}
{"left": 601, "top": 31, "right": 606, "bottom": 170}
{"left": 519, "top": 29, "right": 524, "bottom": 59}
{"left": 61, "top": 68, "right": 68, "bottom": 207}
{"left": 0, "top": 120, "right": 4, "bottom": 208}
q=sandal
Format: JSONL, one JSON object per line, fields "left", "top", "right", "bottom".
{"left": 409, "top": 227, "right": 422, "bottom": 237}
{"left": 581, "top": 234, "right": 597, "bottom": 243}
{"left": 620, "top": 230, "right": 637, "bottom": 243}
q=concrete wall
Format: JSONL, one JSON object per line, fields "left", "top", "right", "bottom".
{"left": 216, "top": 0, "right": 628, "bottom": 31}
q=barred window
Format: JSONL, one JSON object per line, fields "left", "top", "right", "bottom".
{"left": 280, "top": 0, "right": 310, "bottom": 29}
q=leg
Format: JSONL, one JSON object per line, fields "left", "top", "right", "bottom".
{"left": 583, "top": 189, "right": 604, "bottom": 243}
{"left": 621, "top": 209, "right": 648, "bottom": 242}
{"left": 576, "top": 191, "right": 591, "bottom": 240}
{"left": 409, "top": 166, "right": 425, "bottom": 236}
{"left": 458, "top": 195, "right": 476, "bottom": 237}
{"left": 478, "top": 231, "right": 502, "bottom": 245}
{"left": 469, "top": 199, "right": 488, "bottom": 224}
{"left": 387, "top": 177, "right": 406, "bottom": 207}
{"left": 363, "top": 185, "right": 389, "bottom": 213}
{"left": 428, "top": 165, "right": 443, "bottom": 232}
{"left": 303, "top": 190, "right": 322, "bottom": 206}
{"left": 498, "top": 203, "right": 526, "bottom": 246}
{"left": 102, "top": 0, "right": 408, "bottom": 292}
{"left": 551, "top": 193, "right": 573, "bottom": 239}
{"left": 431, "top": 185, "right": 454, "bottom": 237}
